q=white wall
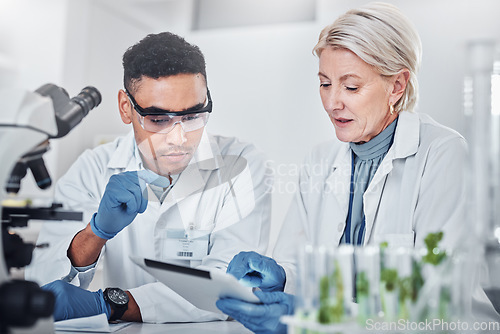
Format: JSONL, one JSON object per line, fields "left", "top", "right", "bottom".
{"left": 3, "top": 0, "right": 500, "bottom": 252}
{"left": 0, "top": 0, "right": 68, "bottom": 199}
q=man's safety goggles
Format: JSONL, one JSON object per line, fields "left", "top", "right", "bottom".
{"left": 125, "top": 89, "right": 212, "bottom": 134}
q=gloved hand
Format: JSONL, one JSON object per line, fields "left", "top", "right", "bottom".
{"left": 91, "top": 170, "right": 158, "bottom": 240}
{"left": 216, "top": 290, "right": 294, "bottom": 334}
{"left": 227, "top": 251, "right": 286, "bottom": 292}
{"left": 41, "top": 280, "right": 110, "bottom": 321}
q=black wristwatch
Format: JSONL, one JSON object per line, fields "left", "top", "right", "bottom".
{"left": 103, "top": 288, "right": 129, "bottom": 321}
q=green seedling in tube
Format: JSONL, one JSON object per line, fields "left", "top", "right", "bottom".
{"left": 356, "top": 271, "right": 370, "bottom": 323}
{"left": 356, "top": 271, "right": 369, "bottom": 297}
{"left": 381, "top": 268, "right": 398, "bottom": 292}
{"left": 318, "top": 260, "right": 344, "bottom": 324}
{"left": 380, "top": 267, "right": 399, "bottom": 320}
{"left": 398, "top": 260, "right": 424, "bottom": 320}
{"left": 422, "top": 231, "right": 446, "bottom": 266}
{"left": 416, "top": 232, "right": 449, "bottom": 321}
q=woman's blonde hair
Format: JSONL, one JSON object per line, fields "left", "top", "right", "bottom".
{"left": 313, "top": 2, "right": 422, "bottom": 113}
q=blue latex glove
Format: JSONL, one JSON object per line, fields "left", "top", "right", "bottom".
{"left": 41, "top": 280, "right": 111, "bottom": 321}
{"left": 216, "top": 290, "right": 294, "bottom": 334}
{"left": 227, "top": 251, "right": 286, "bottom": 292}
{"left": 91, "top": 170, "right": 162, "bottom": 240}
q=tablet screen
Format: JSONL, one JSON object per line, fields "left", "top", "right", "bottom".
{"left": 131, "top": 256, "right": 261, "bottom": 314}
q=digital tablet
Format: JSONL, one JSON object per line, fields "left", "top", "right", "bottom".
{"left": 130, "top": 256, "right": 261, "bottom": 314}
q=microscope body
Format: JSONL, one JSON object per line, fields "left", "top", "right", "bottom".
{"left": 0, "top": 84, "right": 101, "bottom": 333}
{"left": 0, "top": 88, "right": 58, "bottom": 284}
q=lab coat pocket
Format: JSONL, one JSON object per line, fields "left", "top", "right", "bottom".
{"left": 374, "top": 232, "right": 415, "bottom": 248}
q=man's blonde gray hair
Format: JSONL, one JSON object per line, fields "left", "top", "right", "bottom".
{"left": 313, "top": 2, "right": 422, "bottom": 113}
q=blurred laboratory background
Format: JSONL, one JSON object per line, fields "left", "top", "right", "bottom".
{"left": 1, "top": 0, "right": 500, "bottom": 251}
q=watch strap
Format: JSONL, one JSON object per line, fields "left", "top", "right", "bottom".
{"left": 103, "top": 288, "right": 129, "bottom": 321}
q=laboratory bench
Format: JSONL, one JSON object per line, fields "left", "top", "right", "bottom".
{"left": 54, "top": 320, "right": 252, "bottom": 334}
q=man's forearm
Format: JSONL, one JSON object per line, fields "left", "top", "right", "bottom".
{"left": 67, "top": 225, "right": 142, "bottom": 322}
{"left": 121, "top": 291, "right": 142, "bottom": 322}
{"left": 67, "top": 223, "right": 107, "bottom": 267}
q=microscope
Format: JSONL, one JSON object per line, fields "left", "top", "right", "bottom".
{"left": 0, "top": 83, "right": 101, "bottom": 333}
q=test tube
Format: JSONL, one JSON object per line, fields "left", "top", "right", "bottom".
{"left": 393, "top": 248, "right": 413, "bottom": 320}
{"left": 314, "top": 245, "right": 354, "bottom": 324}
{"left": 412, "top": 247, "right": 453, "bottom": 322}
{"left": 295, "top": 244, "right": 319, "bottom": 321}
{"left": 464, "top": 40, "right": 497, "bottom": 243}
{"left": 380, "top": 247, "right": 412, "bottom": 321}
{"left": 354, "top": 246, "right": 381, "bottom": 324}
{"left": 337, "top": 245, "right": 355, "bottom": 319}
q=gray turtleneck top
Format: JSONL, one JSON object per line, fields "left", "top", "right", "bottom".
{"left": 340, "top": 118, "right": 398, "bottom": 245}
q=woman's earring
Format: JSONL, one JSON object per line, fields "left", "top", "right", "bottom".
{"left": 390, "top": 104, "right": 394, "bottom": 115}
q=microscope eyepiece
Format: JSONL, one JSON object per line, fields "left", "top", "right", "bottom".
{"left": 52, "top": 85, "right": 102, "bottom": 138}
{"left": 5, "top": 84, "right": 102, "bottom": 193}
{"left": 35, "top": 83, "right": 102, "bottom": 138}
{"left": 70, "top": 86, "right": 102, "bottom": 120}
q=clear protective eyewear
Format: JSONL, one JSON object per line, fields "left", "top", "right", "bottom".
{"left": 125, "top": 88, "right": 212, "bottom": 134}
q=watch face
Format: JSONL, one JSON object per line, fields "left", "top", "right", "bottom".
{"left": 107, "top": 288, "right": 129, "bottom": 305}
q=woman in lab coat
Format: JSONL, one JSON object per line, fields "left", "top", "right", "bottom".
{"left": 216, "top": 3, "right": 498, "bottom": 333}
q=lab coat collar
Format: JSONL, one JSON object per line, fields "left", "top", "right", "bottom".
{"left": 190, "top": 129, "right": 224, "bottom": 171}
{"left": 331, "top": 142, "right": 351, "bottom": 170}
{"left": 325, "top": 143, "right": 351, "bottom": 224}
{"left": 365, "top": 110, "right": 420, "bottom": 181}
{"left": 391, "top": 110, "right": 419, "bottom": 160}
{"left": 165, "top": 129, "right": 223, "bottom": 201}
{"left": 363, "top": 110, "right": 419, "bottom": 244}
{"left": 106, "top": 131, "right": 138, "bottom": 170}
{"left": 358, "top": 110, "right": 420, "bottom": 187}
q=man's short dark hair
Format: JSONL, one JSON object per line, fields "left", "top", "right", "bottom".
{"left": 123, "top": 32, "right": 207, "bottom": 93}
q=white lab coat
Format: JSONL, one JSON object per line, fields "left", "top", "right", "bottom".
{"left": 273, "top": 111, "right": 499, "bottom": 320}
{"left": 26, "top": 130, "right": 272, "bottom": 323}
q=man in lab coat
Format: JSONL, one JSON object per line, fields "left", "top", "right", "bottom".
{"left": 26, "top": 32, "right": 272, "bottom": 323}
